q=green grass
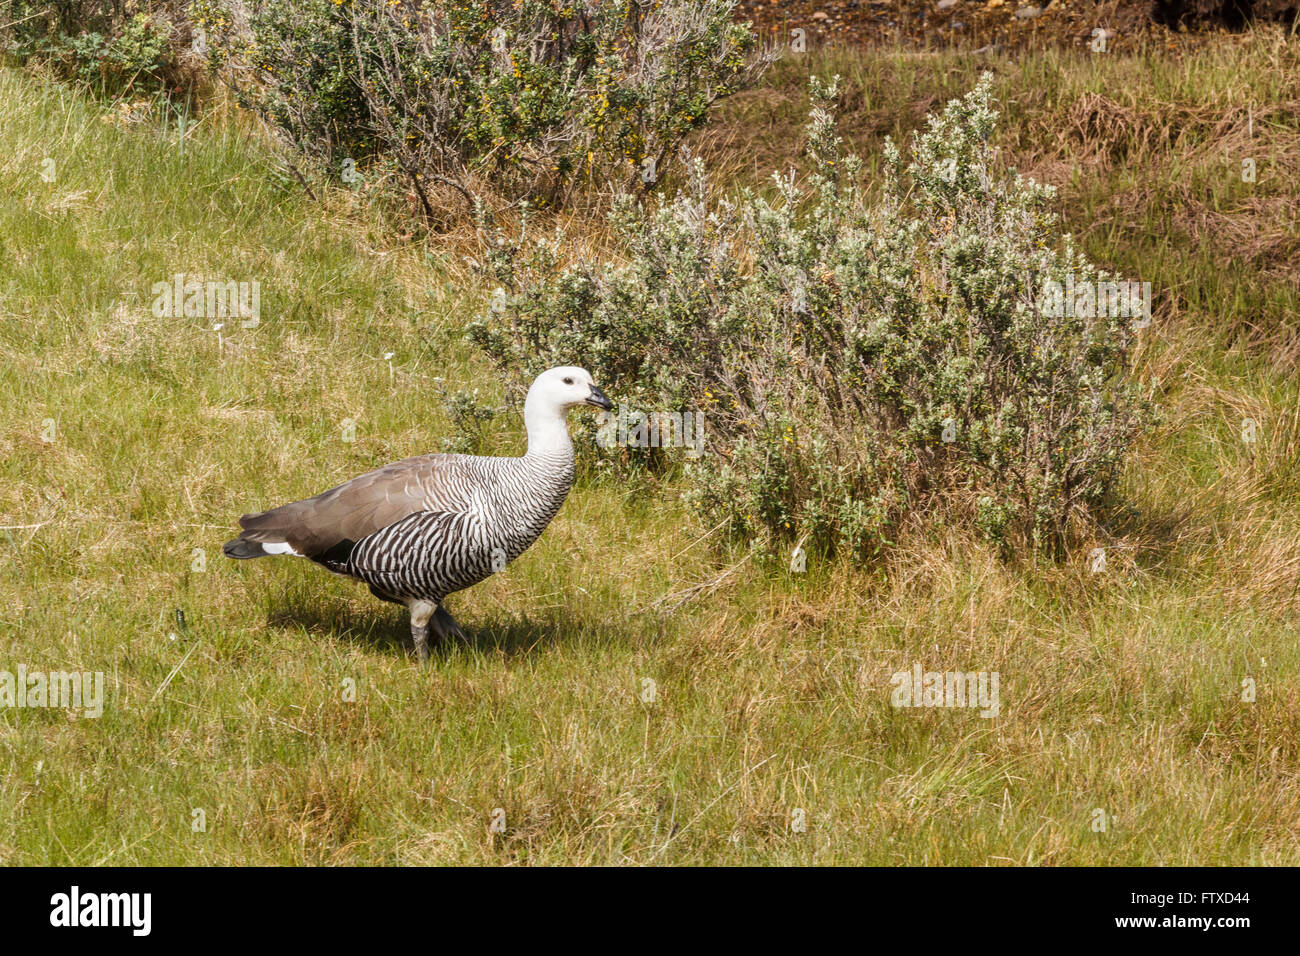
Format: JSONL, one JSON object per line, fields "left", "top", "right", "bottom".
{"left": 2, "top": 32, "right": 1300, "bottom": 864}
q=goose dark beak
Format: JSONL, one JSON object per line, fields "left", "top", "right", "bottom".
{"left": 586, "top": 384, "right": 613, "bottom": 411}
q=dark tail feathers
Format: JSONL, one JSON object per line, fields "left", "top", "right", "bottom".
{"left": 223, "top": 537, "right": 266, "bottom": 559}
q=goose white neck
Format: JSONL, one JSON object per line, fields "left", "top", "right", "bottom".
{"left": 523, "top": 395, "right": 573, "bottom": 458}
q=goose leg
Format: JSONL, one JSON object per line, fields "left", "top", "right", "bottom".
{"left": 432, "top": 605, "right": 468, "bottom": 644}
{"left": 409, "top": 600, "right": 436, "bottom": 663}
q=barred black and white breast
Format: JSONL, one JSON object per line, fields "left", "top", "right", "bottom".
{"left": 334, "top": 450, "right": 575, "bottom": 605}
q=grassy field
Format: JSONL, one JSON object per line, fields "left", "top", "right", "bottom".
{"left": 2, "top": 30, "right": 1299, "bottom": 865}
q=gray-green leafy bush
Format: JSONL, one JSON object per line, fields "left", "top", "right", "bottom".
{"left": 470, "top": 74, "right": 1158, "bottom": 560}
{"left": 1, "top": 1, "right": 197, "bottom": 96}
{"left": 193, "top": 0, "right": 764, "bottom": 217}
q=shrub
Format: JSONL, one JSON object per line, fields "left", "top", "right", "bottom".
{"left": 1, "top": 1, "right": 198, "bottom": 97}
{"left": 194, "top": 0, "right": 765, "bottom": 217}
{"left": 469, "top": 74, "right": 1158, "bottom": 561}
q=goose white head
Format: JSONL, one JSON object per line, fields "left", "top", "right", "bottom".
{"left": 523, "top": 366, "right": 612, "bottom": 455}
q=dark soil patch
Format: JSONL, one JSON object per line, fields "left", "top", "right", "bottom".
{"left": 735, "top": 1, "right": 1298, "bottom": 53}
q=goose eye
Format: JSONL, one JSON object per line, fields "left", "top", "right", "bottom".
{"left": 563, "top": 377, "right": 574, "bottom": 385}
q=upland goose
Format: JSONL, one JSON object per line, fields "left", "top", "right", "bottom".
{"left": 223, "top": 366, "right": 613, "bottom": 660}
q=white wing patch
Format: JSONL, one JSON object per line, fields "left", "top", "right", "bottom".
{"left": 261, "top": 541, "right": 301, "bottom": 556}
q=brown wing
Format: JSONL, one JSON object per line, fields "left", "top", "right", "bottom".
{"left": 234, "top": 454, "right": 472, "bottom": 559}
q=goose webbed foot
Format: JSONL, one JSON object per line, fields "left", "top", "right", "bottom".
{"left": 411, "top": 622, "right": 430, "bottom": 663}
{"left": 409, "top": 600, "right": 436, "bottom": 663}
